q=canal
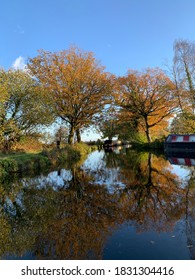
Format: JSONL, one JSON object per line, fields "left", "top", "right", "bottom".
{"left": 0, "top": 147, "right": 195, "bottom": 260}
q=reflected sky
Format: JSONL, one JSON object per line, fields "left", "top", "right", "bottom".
{"left": 0, "top": 147, "right": 194, "bottom": 260}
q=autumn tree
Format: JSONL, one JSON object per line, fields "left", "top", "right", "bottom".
{"left": 173, "top": 39, "right": 195, "bottom": 112}
{"left": 117, "top": 151, "right": 185, "bottom": 232}
{"left": 116, "top": 68, "right": 176, "bottom": 143}
{"left": 170, "top": 39, "right": 195, "bottom": 132}
{"left": 28, "top": 47, "right": 112, "bottom": 144}
{"left": 0, "top": 69, "right": 53, "bottom": 151}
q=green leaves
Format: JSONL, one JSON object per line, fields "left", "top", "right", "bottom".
{"left": 0, "top": 69, "right": 54, "bottom": 151}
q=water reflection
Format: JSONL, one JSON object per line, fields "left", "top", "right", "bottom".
{"left": 0, "top": 147, "right": 194, "bottom": 259}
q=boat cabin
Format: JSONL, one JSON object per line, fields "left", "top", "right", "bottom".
{"left": 164, "top": 134, "right": 195, "bottom": 151}
{"left": 103, "top": 139, "right": 122, "bottom": 147}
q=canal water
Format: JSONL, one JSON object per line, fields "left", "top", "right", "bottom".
{"left": 0, "top": 147, "right": 195, "bottom": 260}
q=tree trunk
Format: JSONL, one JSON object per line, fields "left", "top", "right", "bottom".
{"left": 144, "top": 117, "right": 151, "bottom": 143}
{"left": 184, "top": 60, "right": 195, "bottom": 113}
{"left": 146, "top": 152, "right": 152, "bottom": 189}
{"left": 56, "top": 140, "right": 60, "bottom": 149}
{"left": 76, "top": 129, "right": 81, "bottom": 143}
{"left": 145, "top": 129, "right": 151, "bottom": 143}
{"left": 68, "top": 125, "right": 75, "bottom": 145}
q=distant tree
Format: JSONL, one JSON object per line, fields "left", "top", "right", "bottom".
{"left": 170, "top": 39, "right": 195, "bottom": 133}
{"left": 40, "top": 132, "right": 54, "bottom": 145}
{"left": 99, "top": 119, "right": 118, "bottom": 140}
{"left": 54, "top": 126, "right": 69, "bottom": 147}
{"left": 98, "top": 109, "right": 139, "bottom": 142}
{"left": 173, "top": 39, "right": 195, "bottom": 113}
{"left": 0, "top": 69, "right": 53, "bottom": 151}
{"left": 117, "top": 120, "right": 140, "bottom": 142}
{"left": 170, "top": 112, "right": 195, "bottom": 134}
{"left": 97, "top": 107, "right": 119, "bottom": 140}
{"left": 116, "top": 68, "right": 176, "bottom": 143}
{"left": 28, "top": 47, "right": 112, "bottom": 144}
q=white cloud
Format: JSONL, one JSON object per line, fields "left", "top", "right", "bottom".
{"left": 12, "top": 56, "right": 27, "bottom": 71}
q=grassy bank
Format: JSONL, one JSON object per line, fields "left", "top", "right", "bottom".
{"left": 0, "top": 143, "right": 97, "bottom": 177}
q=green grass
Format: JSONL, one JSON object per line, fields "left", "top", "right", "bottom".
{"left": 0, "top": 153, "right": 50, "bottom": 176}
{"left": 0, "top": 143, "right": 97, "bottom": 177}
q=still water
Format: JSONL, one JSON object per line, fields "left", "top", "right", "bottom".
{"left": 0, "top": 147, "right": 195, "bottom": 260}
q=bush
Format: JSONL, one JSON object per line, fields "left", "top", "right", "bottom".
{"left": 14, "top": 136, "right": 43, "bottom": 153}
{"left": 0, "top": 158, "right": 18, "bottom": 176}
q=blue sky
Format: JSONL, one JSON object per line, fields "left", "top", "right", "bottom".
{"left": 1, "top": 0, "right": 195, "bottom": 75}
{"left": 1, "top": 0, "right": 195, "bottom": 140}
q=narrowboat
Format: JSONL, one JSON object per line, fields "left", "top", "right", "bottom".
{"left": 164, "top": 134, "right": 195, "bottom": 166}
{"left": 167, "top": 156, "right": 195, "bottom": 166}
{"left": 103, "top": 140, "right": 122, "bottom": 148}
{"left": 164, "top": 134, "right": 195, "bottom": 151}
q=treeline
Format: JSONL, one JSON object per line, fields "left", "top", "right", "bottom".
{"left": 0, "top": 39, "right": 195, "bottom": 152}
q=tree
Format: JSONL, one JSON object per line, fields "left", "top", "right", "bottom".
{"left": 116, "top": 68, "right": 176, "bottom": 143}
{"left": 97, "top": 107, "right": 119, "bottom": 140}
{"left": 173, "top": 39, "right": 195, "bottom": 112}
{"left": 99, "top": 119, "right": 118, "bottom": 140}
{"left": 170, "top": 112, "right": 195, "bottom": 134}
{"left": 98, "top": 109, "right": 139, "bottom": 142}
{"left": 28, "top": 47, "right": 112, "bottom": 144}
{"left": 54, "top": 125, "right": 69, "bottom": 147}
{"left": 0, "top": 69, "right": 53, "bottom": 151}
{"left": 170, "top": 39, "right": 195, "bottom": 132}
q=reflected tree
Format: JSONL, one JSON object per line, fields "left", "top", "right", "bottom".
{"left": 0, "top": 167, "right": 120, "bottom": 259}
{"left": 117, "top": 152, "right": 185, "bottom": 232}
{"left": 184, "top": 168, "right": 195, "bottom": 259}
{"left": 0, "top": 150, "right": 192, "bottom": 259}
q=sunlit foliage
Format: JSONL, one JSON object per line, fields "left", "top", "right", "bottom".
{"left": 0, "top": 69, "right": 53, "bottom": 151}
{"left": 28, "top": 47, "right": 113, "bottom": 144}
{"left": 116, "top": 68, "right": 176, "bottom": 142}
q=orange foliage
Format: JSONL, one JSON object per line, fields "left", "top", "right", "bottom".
{"left": 28, "top": 47, "right": 113, "bottom": 144}
{"left": 116, "top": 152, "right": 185, "bottom": 232}
{"left": 116, "top": 68, "right": 176, "bottom": 142}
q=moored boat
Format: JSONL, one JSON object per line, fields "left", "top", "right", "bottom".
{"left": 103, "top": 140, "right": 122, "bottom": 148}
{"left": 164, "top": 134, "right": 195, "bottom": 151}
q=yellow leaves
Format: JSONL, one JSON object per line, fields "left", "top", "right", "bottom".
{"left": 0, "top": 86, "right": 8, "bottom": 103}
{"left": 116, "top": 68, "right": 176, "bottom": 141}
{"left": 0, "top": 69, "right": 9, "bottom": 106}
{"left": 28, "top": 47, "right": 112, "bottom": 139}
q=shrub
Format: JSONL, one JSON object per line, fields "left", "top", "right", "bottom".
{"left": 0, "top": 158, "right": 18, "bottom": 176}
{"left": 14, "top": 136, "right": 43, "bottom": 153}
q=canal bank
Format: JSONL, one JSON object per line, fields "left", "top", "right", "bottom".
{"left": 0, "top": 143, "right": 97, "bottom": 177}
